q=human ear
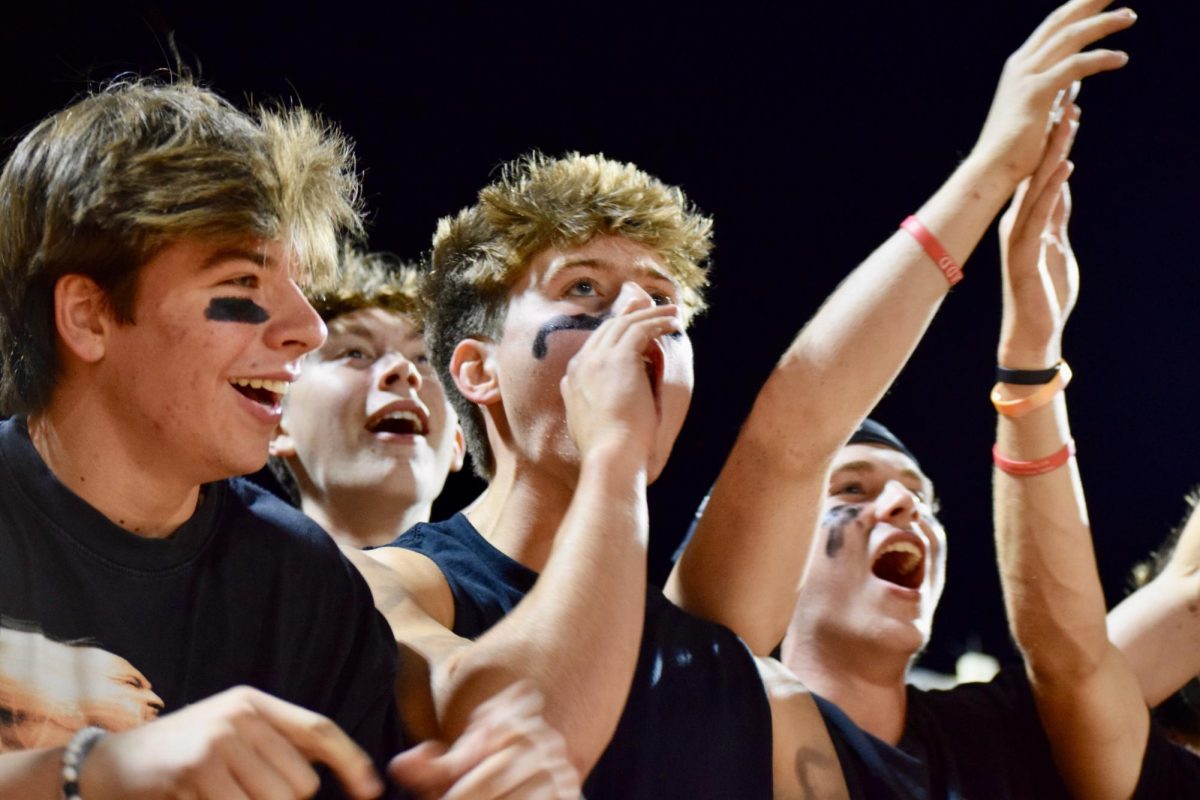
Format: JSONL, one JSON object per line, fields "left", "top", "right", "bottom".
{"left": 448, "top": 422, "right": 466, "bottom": 473}
{"left": 449, "top": 338, "right": 500, "bottom": 406}
{"left": 54, "top": 274, "right": 111, "bottom": 364}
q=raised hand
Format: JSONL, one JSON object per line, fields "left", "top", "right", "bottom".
{"left": 998, "top": 100, "right": 1081, "bottom": 369}
{"left": 79, "top": 686, "right": 383, "bottom": 800}
{"left": 559, "top": 287, "right": 681, "bottom": 468}
{"left": 973, "top": 0, "right": 1134, "bottom": 189}
{"left": 390, "top": 682, "right": 581, "bottom": 800}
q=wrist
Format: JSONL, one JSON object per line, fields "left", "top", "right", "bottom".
{"left": 955, "top": 149, "right": 1023, "bottom": 205}
{"left": 998, "top": 341, "right": 1061, "bottom": 370}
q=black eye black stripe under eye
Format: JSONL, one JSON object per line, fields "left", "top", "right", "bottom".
{"left": 205, "top": 297, "right": 269, "bottom": 324}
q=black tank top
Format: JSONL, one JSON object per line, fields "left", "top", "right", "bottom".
{"left": 391, "top": 513, "right": 773, "bottom": 799}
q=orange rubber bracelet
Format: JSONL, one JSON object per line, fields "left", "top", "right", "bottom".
{"left": 991, "top": 361, "right": 1072, "bottom": 418}
{"left": 900, "top": 215, "right": 963, "bottom": 286}
{"left": 993, "top": 439, "right": 1076, "bottom": 476}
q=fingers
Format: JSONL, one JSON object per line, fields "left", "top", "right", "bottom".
{"left": 1018, "top": 0, "right": 1118, "bottom": 57}
{"left": 1029, "top": 7, "right": 1136, "bottom": 73}
{"left": 1024, "top": 105, "right": 1080, "bottom": 222}
{"left": 245, "top": 690, "right": 383, "bottom": 799}
{"left": 1040, "top": 47, "right": 1130, "bottom": 91}
{"left": 240, "top": 714, "right": 324, "bottom": 798}
{"left": 389, "top": 740, "right": 455, "bottom": 797}
{"left": 582, "top": 303, "right": 681, "bottom": 357}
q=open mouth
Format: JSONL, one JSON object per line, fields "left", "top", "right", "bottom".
{"left": 871, "top": 539, "right": 925, "bottom": 590}
{"left": 230, "top": 378, "right": 288, "bottom": 407}
{"left": 365, "top": 406, "right": 429, "bottom": 437}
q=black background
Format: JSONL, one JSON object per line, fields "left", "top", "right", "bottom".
{"left": 5, "top": 1, "right": 1195, "bottom": 673}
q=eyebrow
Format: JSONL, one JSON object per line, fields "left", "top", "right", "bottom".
{"left": 544, "top": 257, "right": 677, "bottom": 287}
{"left": 200, "top": 247, "right": 273, "bottom": 271}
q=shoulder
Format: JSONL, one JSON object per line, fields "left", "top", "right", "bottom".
{"left": 215, "top": 477, "right": 366, "bottom": 592}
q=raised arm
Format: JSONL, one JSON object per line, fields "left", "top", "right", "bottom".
{"left": 363, "top": 295, "right": 679, "bottom": 778}
{"left": 1109, "top": 492, "right": 1200, "bottom": 708}
{"left": 668, "top": 0, "right": 1136, "bottom": 655}
{"left": 992, "top": 137, "right": 1149, "bottom": 798}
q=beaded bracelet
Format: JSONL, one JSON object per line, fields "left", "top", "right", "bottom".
{"left": 991, "top": 361, "right": 1072, "bottom": 418}
{"left": 62, "top": 726, "right": 106, "bottom": 800}
{"left": 900, "top": 215, "right": 963, "bottom": 286}
{"left": 993, "top": 439, "right": 1076, "bottom": 476}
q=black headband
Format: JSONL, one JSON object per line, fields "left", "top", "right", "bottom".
{"left": 848, "top": 419, "right": 919, "bottom": 466}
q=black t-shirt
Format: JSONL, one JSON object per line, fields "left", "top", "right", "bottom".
{"left": 1131, "top": 719, "right": 1200, "bottom": 798}
{"left": 0, "top": 417, "right": 403, "bottom": 798}
{"left": 814, "top": 667, "right": 1070, "bottom": 799}
{"left": 391, "top": 513, "right": 774, "bottom": 799}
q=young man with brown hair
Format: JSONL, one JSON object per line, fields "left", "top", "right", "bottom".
{"left": 0, "top": 79, "right": 576, "bottom": 800}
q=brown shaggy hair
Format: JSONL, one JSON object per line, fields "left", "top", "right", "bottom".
{"left": 0, "top": 77, "right": 362, "bottom": 415}
{"left": 307, "top": 248, "right": 422, "bottom": 323}
{"left": 422, "top": 151, "right": 713, "bottom": 479}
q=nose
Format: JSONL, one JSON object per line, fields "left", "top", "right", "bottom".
{"left": 378, "top": 353, "right": 422, "bottom": 392}
{"left": 876, "top": 480, "right": 920, "bottom": 526}
{"left": 266, "top": 279, "right": 327, "bottom": 355}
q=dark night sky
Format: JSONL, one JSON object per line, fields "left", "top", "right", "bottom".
{"left": 5, "top": 1, "right": 1195, "bottom": 672}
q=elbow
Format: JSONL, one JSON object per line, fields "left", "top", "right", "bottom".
{"left": 1013, "top": 616, "right": 1109, "bottom": 688}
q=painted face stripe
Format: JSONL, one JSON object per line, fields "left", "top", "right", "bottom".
{"left": 531, "top": 313, "right": 608, "bottom": 360}
{"left": 205, "top": 297, "right": 269, "bottom": 324}
{"left": 823, "top": 505, "right": 861, "bottom": 558}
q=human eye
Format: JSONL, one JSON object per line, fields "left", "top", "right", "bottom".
{"left": 830, "top": 480, "right": 866, "bottom": 499}
{"left": 565, "top": 278, "right": 598, "bottom": 298}
{"left": 222, "top": 274, "right": 259, "bottom": 289}
{"left": 650, "top": 292, "right": 673, "bottom": 306}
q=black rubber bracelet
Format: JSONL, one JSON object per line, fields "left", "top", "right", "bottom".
{"left": 995, "top": 363, "right": 1061, "bottom": 385}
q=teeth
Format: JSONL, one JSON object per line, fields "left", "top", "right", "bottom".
{"left": 230, "top": 378, "right": 290, "bottom": 396}
{"left": 878, "top": 541, "right": 922, "bottom": 574}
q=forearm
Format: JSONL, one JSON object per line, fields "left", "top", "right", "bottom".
{"left": 994, "top": 395, "right": 1106, "bottom": 679}
{"left": 434, "top": 443, "right": 648, "bottom": 774}
{"left": 995, "top": 396, "right": 1150, "bottom": 800}
{"left": 669, "top": 154, "right": 1019, "bottom": 653}
{"left": 0, "top": 748, "right": 61, "bottom": 798}
{"left": 1110, "top": 569, "right": 1200, "bottom": 708}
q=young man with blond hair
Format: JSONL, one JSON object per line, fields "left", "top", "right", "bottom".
{"left": 351, "top": 2, "right": 1136, "bottom": 796}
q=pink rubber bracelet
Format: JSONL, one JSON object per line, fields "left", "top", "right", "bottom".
{"left": 900, "top": 215, "right": 963, "bottom": 286}
{"left": 992, "top": 439, "right": 1076, "bottom": 476}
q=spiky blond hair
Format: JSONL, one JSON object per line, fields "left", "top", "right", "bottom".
{"left": 422, "top": 151, "right": 713, "bottom": 479}
{"left": 0, "top": 77, "right": 362, "bottom": 414}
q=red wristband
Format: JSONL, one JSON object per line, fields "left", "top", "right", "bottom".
{"left": 900, "top": 215, "right": 963, "bottom": 286}
{"left": 992, "top": 439, "right": 1076, "bottom": 476}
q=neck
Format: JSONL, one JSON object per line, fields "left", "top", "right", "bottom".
{"left": 781, "top": 624, "right": 912, "bottom": 744}
{"left": 464, "top": 448, "right": 577, "bottom": 573}
{"left": 300, "top": 486, "right": 431, "bottom": 549}
{"left": 28, "top": 402, "right": 200, "bottom": 538}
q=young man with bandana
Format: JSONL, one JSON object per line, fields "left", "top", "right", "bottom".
{"left": 351, "top": 2, "right": 1136, "bottom": 796}
{"left": 0, "top": 80, "right": 578, "bottom": 800}
{"left": 782, "top": 90, "right": 1200, "bottom": 797}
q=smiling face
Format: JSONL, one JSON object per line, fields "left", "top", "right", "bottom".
{"left": 0, "top": 627, "right": 164, "bottom": 750}
{"left": 792, "top": 443, "right": 947, "bottom": 662}
{"left": 275, "top": 307, "right": 464, "bottom": 527}
{"left": 482, "top": 234, "right": 694, "bottom": 483}
{"left": 91, "top": 238, "right": 326, "bottom": 484}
